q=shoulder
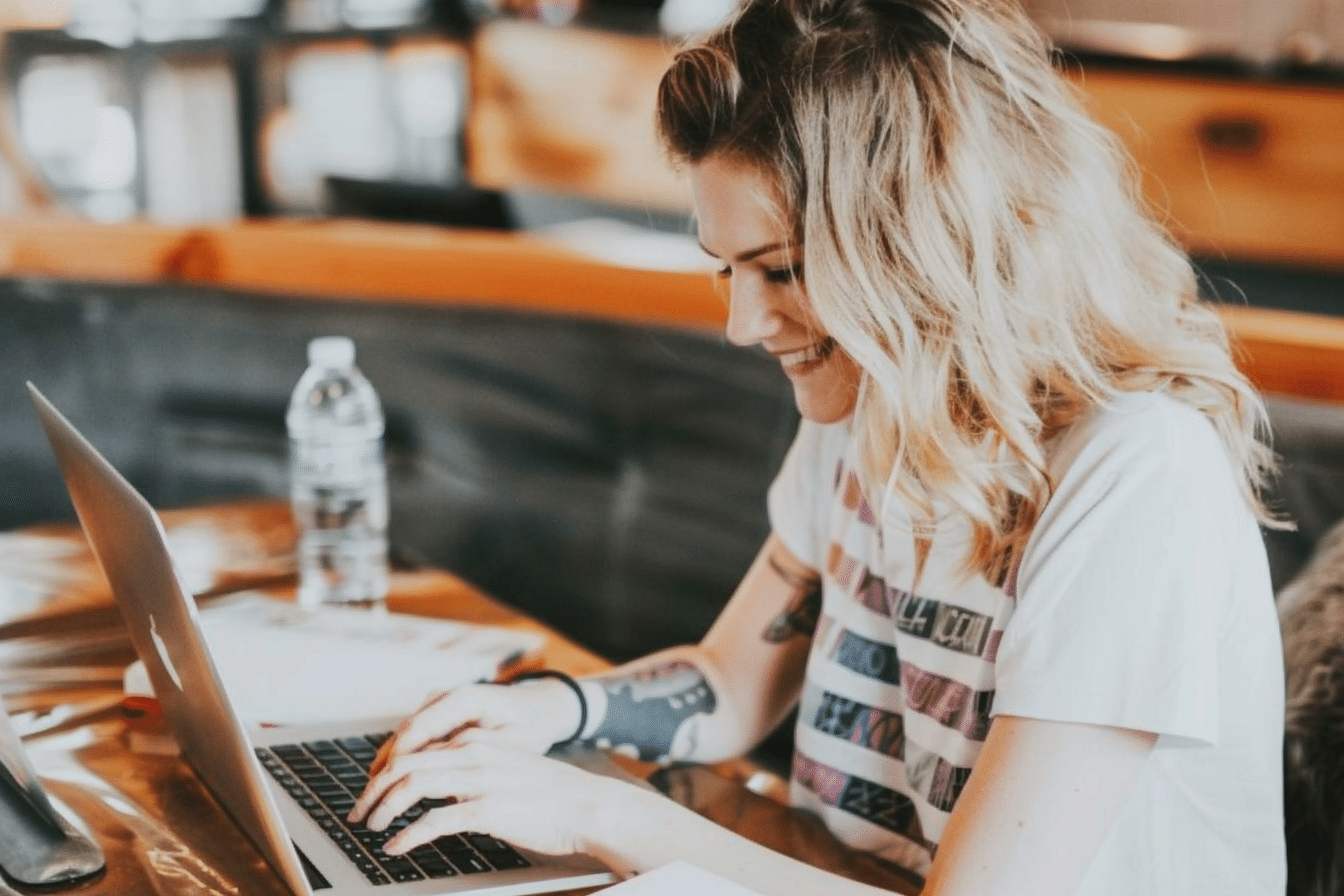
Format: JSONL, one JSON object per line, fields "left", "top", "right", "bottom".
{"left": 1022, "top": 390, "right": 1250, "bottom": 591}
{"left": 1045, "top": 391, "right": 1234, "bottom": 507}
{"left": 1050, "top": 390, "right": 1223, "bottom": 473}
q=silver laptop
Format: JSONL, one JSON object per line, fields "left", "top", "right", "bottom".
{"left": 27, "top": 382, "right": 618, "bottom": 896}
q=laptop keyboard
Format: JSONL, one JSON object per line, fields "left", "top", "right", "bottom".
{"left": 255, "top": 733, "right": 531, "bottom": 886}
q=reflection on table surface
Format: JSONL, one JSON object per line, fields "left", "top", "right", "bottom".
{"left": 0, "top": 499, "right": 921, "bottom": 896}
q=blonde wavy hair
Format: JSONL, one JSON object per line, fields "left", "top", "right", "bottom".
{"left": 657, "top": 0, "right": 1280, "bottom": 584}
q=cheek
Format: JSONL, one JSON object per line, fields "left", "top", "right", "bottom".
{"left": 795, "top": 353, "right": 862, "bottom": 423}
{"left": 831, "top": 353, "right": 863, "bottom": 407}
{"left": 781, "top": 284, "right": 817, "bottom": 328}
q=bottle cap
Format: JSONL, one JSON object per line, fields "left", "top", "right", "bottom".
{"left": 307, "top": 336, "right": 356, "bottom": 367}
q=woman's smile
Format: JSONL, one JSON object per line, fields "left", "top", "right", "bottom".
{"left": 691, "top": 156, "right": 860, "bottom": 424}
{"left": 773, "top": 337, "right": 837, "bottom": 373}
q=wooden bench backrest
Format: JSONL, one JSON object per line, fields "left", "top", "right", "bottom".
{"left": 0, "top": 217, "right": 1339, "bottom": 404}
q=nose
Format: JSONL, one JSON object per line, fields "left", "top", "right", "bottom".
{"left": 724, "top": 276, "right": 782, "bottom": 348}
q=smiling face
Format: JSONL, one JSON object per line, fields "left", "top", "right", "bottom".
{"left": 692, "top": 154, "right": 861, "bottom": 424}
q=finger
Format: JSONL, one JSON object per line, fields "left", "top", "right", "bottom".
{"left": 392, "top": 688, "right": 494, "bottom": 756}
{"left": 368, "top": 736, "right": 397, "bottom": 777}
{"left": 367, "top": 765, "right": 481, "bottom": 833}
{"left": 347, "top": 770, "right": 392, "bottom": 824}
{"left": 354, "top": 747, "right": 485, "bottom": 828}
{"left": 384, "top": 801, "right": 481, "bottom": 856}
{"left": 369, "top": 699, "right": 464, "bottom": 778}
{"left": 365, "top": 770, "right": 446, "bottom": 832}
{"left": 442, "top": 725, "right": 503, "bottom": 749}
{"left": 350, "top": 753, "right": 424, "bottom": 823}
{"left": 369, "top": 695, "right": 446, "bottom": 775}
{"left": 416, "top": 688, "right": 451, "bottom": 712}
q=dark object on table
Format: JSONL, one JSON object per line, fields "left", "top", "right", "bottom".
{"left": 0, "top": 697, "right": 105, "bottom": 887}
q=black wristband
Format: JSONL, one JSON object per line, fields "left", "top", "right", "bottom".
{"left": 508, "top": 669, "right": 588, "bottom": 748}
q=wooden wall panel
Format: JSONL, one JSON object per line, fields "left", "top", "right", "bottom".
{"left": 465, "top": 20, "right": 690, "bottom": 214}
{"left": 1071, "top": 69, "right": 1344, "bottom": 270}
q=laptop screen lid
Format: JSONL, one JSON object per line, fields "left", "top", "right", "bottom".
{"left": 27, "top": 382, "right": 314, "bottom": 896}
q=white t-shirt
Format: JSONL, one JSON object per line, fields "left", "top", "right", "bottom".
{"left": 768, "top": 390, "right": 1286, "bottom": 894}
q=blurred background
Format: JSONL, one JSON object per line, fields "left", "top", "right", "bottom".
{"left": 0, "top": 0, "right": 698, "bottom": 226}
{"left": 0, "top": 0, "right": 1340, "bottom": 229}
{"left": 0, "top": 0, "right": 1340, "bottom": 668}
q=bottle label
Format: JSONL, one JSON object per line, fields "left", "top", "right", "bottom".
{"left": 290, "top": 438, "right": 385, "bottom": 486}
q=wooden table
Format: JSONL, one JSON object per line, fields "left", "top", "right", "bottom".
{"left": 0, "top": 499, "right": 921, "bottom": 896}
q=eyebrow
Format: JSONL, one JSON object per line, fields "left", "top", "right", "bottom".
{"left": 697, "top": 240, "right": 790, "bottom": 263}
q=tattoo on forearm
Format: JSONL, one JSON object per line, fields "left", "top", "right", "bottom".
{"left": 762, "top": 553, "right": 822, "bottom": 643}
{"left": 588, "top": 661, "right": 716, "bottom": 764}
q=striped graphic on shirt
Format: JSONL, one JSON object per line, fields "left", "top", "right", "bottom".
{"left": 828, "top": 542, "right": 1002, "bottom": 660}
{"left": 802, "top": 686, "right": 978, "bottom": 813}
{"left": 841, "top": 470, "right": 877, "bottom": 525}
{"left": 906, "top": 747, "right": 975, "bottom": 814}
{"left": 830, "top": 629, "right": 901, "bottom": 685}
{"left": 821, "top": 621, "right": 995, "bottom": 740}
{"left": 901, "top": 662, "right": 995, "bottom": 741}
{"left": 793, "top": 749, "right": 925, "bottom": 842}
{"left": 809, "top": 687, "right": 906, "bottom": 759}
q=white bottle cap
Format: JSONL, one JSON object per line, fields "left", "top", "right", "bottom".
{"left": 308, "top": 336, "right": 356, "bottom": 367}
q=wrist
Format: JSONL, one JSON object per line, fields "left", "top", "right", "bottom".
{"left": 508, "top": 669, "right": 587, "bottom": 747}
{"left": 580, "top": 781, "right": 692, "bottom": 878}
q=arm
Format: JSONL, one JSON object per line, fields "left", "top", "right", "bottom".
{"left": 356, "top": 737, "right": 902, "bottom": 894}
{"left": 579, "top": 713, "right": 1154, "bottom": 893}
{"left": 350, "top": 713, "right": 1153, "bottom": 896}
{"left": 354, "top": 550, "right": 1155, "bottom": 895}
{"left": 576, "top": 531, "right": 820, "bottom": 763}
{"left": 921, "top": 714, "right": 1157, "bottom": 896}
{"left": 365, "top": 532, "right": 819, "bottom": 770}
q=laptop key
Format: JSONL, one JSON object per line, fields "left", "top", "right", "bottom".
{"left": 258, "top": 740, "right": 531, "bottom": 887}
{"left": 464, "top": 833, "right": 509, "bottom": 853}
{"left": 408, "top": 845, "right": 457, "bottom": 878}
{"left": 414, "top": 856, "right": 457, "bottom": 878}
{"left": 445, "top": 851, "right": 492, "bottom": 875}
{"left": 380, "top": 858, "right": 424, "bottom": 882}
{"left": 480, "top": 849, "right": 530, "bottom": 871}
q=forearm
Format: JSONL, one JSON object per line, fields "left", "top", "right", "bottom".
{"left": 920, "top": 716, "right": 1156, "bottom": 896}
{"left": 584, "top": 782, "right": 897, "bottom": 896}
{"left": 575, "top": 645, "right": 753, "bottom": 764}
{"left": 570, "top": 536, "right": 820, "bottom": 765}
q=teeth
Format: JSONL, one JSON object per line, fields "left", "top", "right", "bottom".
{"left": 777, "top": 338, "right": 834, "bottom": 368}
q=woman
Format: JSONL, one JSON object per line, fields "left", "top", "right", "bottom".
{"left": 350, "top": 0, "right": 1288, "bottom": 892}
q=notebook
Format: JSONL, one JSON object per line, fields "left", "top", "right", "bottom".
{"left": 122, "top": 593, "right": 545, "bottom": 726}
{"left": 28, "top": 382, "right": 618, "bottom": 896}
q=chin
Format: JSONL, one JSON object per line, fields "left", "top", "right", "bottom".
{"left": 794, "top": 388, "right": 856, "bottom": 424}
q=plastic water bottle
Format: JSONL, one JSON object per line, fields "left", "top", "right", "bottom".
{"left": 286, "top": 336, "right": 389, "bottom": 608}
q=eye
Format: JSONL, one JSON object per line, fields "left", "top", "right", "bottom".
{"left": 714, "top": 265, "right": 732, "bottom": 279}
{"left": 764, "top": 263, "right": 804, "bottom": 285}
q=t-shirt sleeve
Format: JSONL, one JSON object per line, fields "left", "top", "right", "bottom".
{"left": 766, "top": 420, "right": 836, "bottom": 571}
{"left": 993, "top": 400, "right": 1246, "bottom": 745}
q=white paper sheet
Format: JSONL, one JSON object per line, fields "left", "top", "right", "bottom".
{"left": 123, "top": 593, "right": 544, "bottom": 726}
{"left": 598, "top": 861, "right": 766, "bottom": 895}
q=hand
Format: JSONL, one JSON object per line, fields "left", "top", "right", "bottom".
{"left": 348, "top": 736, "right": 652, "bottom": 858}
{"left": 369, "top": 678, "right": 582, "bottom": 775}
